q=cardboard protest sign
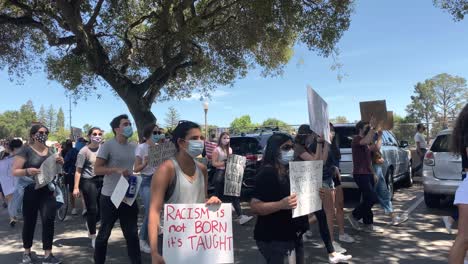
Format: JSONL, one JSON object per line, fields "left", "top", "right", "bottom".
{"left": 223, "top": 155, "right": 247, "bottom": 197}
{"left": 289, "top": 160, "right": 323, "bottom": 218}
{"left": 35, "top": 154, "right": 61, "bottom": 189}
{"left": 307, "top": 86, "right": 331, "bottom": 144}
{"left": 148, "top": 142, "right": 177, "bottom": 168}
{"left": 384, "top": 111, "right": 394, "bottom": 130}
{"left": 163, "top": 203, "right": 233, "bottom": 264}
{"left": 359, "top": 100, "right": 387, "bottom": 129}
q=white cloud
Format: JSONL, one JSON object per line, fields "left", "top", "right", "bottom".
{"left": 180, "top": 90, "right": 231, "bottom": 101}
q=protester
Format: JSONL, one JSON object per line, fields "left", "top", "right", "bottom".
{"left": 72, "top": 127, "right": 104, "bottom": 248}
{"left": 414, "top": 123, "right": 428, "bottom": 174}
{"left": 448, "top": 103, "right": 468, "bottom": 264}
{"left": 0, "top": 139, "right": 23, "bottom": 226}
{"left": 252, "top": 132, "right": 351, "bottom": 264}
{"left": 148, "top": 120, "right": 222, "bottom": 264}
{"left": 347, "top": 118, "right": 381, "bottom": 233}
{"left": 294, "top": 125, "right": 352, "bottom": 260}
{"left": 212, "top": 132, "right": 253, "bottom": 225}
{"left": 64, "top": 138, "right": 85, "bottom": 216}
{"left": 12, "top": 125, "right": 64, "bottom": 264}
{"left": 134, "top": 123, "right": 164, "bottom": 254}
{"left": 94, "top": 114, "right": 141, "bottom": 264}
{"left": 371, "top": 130, "right": 408, "bottom": 226}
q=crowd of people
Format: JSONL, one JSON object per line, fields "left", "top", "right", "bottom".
{"left": 0, "top": 103, "right": 467, "bottom": 264}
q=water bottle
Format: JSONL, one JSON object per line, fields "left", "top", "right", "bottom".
{"left": 126, "top": 175, "right": 137, "bottom": 198}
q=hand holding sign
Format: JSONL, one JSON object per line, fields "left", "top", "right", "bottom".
{"left": 280, "top": 193, "right": 298, "bottom": 210}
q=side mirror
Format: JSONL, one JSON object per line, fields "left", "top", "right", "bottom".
{"left": 400, "top": 140, "right": 409, "bottom": 148}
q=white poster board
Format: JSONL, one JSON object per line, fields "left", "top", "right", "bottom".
{"left": 163, "top": 203, "right": 233, "bottom": 264}
{"left": 35, "top": 153, "right": 61, "bottom": 189}
{"left": 289, "top": 160, "right": 323, "bottom": 218}
{"left": 110, "top": 175, "right": 143, "bottom": 208}
{"left": 148, "top": 142, "right": 177, "bottom": 168}
{"left": 224, "top": 155, "right": 247, "bottom": 197}
{"left": 307, "top": 86, "right": 331, "bottom": 144}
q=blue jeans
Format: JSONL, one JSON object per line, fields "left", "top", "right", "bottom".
{"left": 139, "top": 175, "right": 152, "bottom": 242}
{"left": 373, "top": 164, "right": 393, "bottom": 214}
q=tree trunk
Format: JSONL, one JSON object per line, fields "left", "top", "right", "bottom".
{"left": 122, "top": 93, "right": 157, "bottom": 143}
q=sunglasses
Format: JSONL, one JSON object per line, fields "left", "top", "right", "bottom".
{"left": 37, "top": 131, "right": 49, "bottom": 135}
{"left": 153, "top": 131, "right": 162, "bottom": 135}
{"left": 92, "top": 133, "right": 103, "bottom": 136}
{"left": 280, "top": 144, "right": 294, "bottom": 151}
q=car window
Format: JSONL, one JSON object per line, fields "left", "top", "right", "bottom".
{"left": 334, "top": 127, "right": 356, "bottom": 148}
{"left": 385, "top": 131, "right": 398, "bottom": 146}
{"left": 230, "top": 137, "right": 261, "bottom": 155}
{"left": 381, "top": 131, "right": 391, "bottom": 146}
{"left": 430, "top": 134, "right": 451, "bottom": 152}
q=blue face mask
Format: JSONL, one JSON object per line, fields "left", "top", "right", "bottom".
{"left": 279, "top": 150, "right": 294, "bottom": 165}
{"left": 122, "top": 126, "right": 133, "bottom": 138}
{"left": 152, "top": 134, "right": 164, "bottom": 142}
{"left": 187, "top": 140, "right": 204, "bottom": 158}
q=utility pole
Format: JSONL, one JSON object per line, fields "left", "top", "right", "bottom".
{"left": 69, "top": 94, "right": 72, "bottom": 140}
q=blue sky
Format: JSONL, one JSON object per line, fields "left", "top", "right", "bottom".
{"left": 2, "top": 0, "right": 468, "bottom": 132}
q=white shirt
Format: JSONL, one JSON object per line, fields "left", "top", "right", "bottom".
{"left": 414, "top": 132, "right": 427, "bottom": 149}
{"left": 135, "top": 143, "right": 156, "bottom": 176}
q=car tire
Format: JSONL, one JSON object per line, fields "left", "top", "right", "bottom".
{"left": 385, "top": 168, "right": 395, "bottom": 201}
{"left": 424, "top": 192, "right": 441, "bottom": 208}
{"left": 402, "top": 160, "right": 413, "bottom": 188}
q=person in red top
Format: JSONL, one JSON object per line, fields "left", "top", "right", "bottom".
{"left": 347, "top": 117, "right": 382, "bottom": 233}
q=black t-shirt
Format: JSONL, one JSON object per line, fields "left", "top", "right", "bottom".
{"left": 17, "top": 146, "right": 53, "bottom": 178}
{"left": 462, "top": 134, "right": 468, "bottom": 170}
{"left": 253, "top": 165, "right": 308, "bottom": 241}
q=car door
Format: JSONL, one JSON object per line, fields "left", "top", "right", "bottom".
{"left": 389, "top": 132, "right": 409, "bottom": 176}
{"left": 431, "top": 133, "right": 463, "bottom": 180}
{"left": 382, "top": 131, "right": 398, "bottom": 176}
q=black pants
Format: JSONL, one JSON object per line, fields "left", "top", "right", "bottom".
{"left": 256, "top": 236, "right": 304, "bottom": 264}
{"left": 314, "top": 209, "right": 334, "bottom": 254}
{"left": 94, "top": 195, "right": 141, "bottom": 264}
{"left": 22, "top": 184, "right": 56, "bottom": 250}
{"left": 214, "top": 169, "right": 243, "bottom": 217}
{"left": 80, "top": 176, "right": 103, "bottom": 235}
{"left": 352, "top": 174, "right": 378, "bottom": 225}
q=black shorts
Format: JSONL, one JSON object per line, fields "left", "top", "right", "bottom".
{"left": 332, "top": 167, "right": 341, "bottom": 187}
{"left": 65, "top": 173, "right": 75, "bottom": 193}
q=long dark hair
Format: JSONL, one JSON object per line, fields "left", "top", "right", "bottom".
{"left": 263, "top": 133, "right": 293, "bottom": 170}
{"left": 171, "top": 121, "right": 201, "bottom": 151}
{"left": 451, "top": 103, "right": 468, "bottom": 156}
{"left": 217, "top": 132, "right": 230, "bottom": 156}
{"left": 330, "top": 123, "right": 341, "bottom": 161}
{"left": 29, "top": 125, "right": 49, "bottom": 143}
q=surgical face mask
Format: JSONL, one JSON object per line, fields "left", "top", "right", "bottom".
{"left": 122, "top": 125, "right": 133, "bottom": 138}
{"left": 35, "top": 133, "right": 48, "bottom": 145}
{"left": 186, "top": 140, "right": 204, "bottom": 158}
{"left": 152, "top": 134, "right": 164, "bottom": 142}
{"left": 91, "top": 136, "right": 102, "bottom": 144}
{"left": 222, "top": 138, "right": 230, "bottom": 146}
{"left": 279, "top": 149, "right": 294, "bottom": 165}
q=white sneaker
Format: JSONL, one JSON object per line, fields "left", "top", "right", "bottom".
{"left": 346, "top": 214, "right": 362, "bottom": 231}
{"left": 329, "top": 252, "right": 352, "bottom": 263}
{"left": 71, "top": 208, "right": 78, "bottom": 215}
{"left": 362, "top": 224, "right": 384, "bottom": 233}
{"left": 140, "top": 240, "right": 151, "bottom": 254}
{"left": 332, "top": 241, "right": 347, "bottom": 254}
{"left": 338, "top": 233, "right": 355, "bottom": 243}
{"left": 391, "top": 214, "right": 409, "bottom": 226}
{"left": 238, "top": 215, "right": 253, "bottom": 225}
{"left": 442, "top": 216, "right": 453, "bottom": 234}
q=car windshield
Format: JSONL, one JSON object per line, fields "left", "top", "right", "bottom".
{"left": 430, "top": 134, "right": 451, "bottom": 152}
{"left": 334, "top": 126, "right": 357, "bottom": 148}
{"left": 230, "top": 137, "right": 261, "bottom": 155}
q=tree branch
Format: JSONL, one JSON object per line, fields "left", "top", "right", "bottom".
{"left": 85, "top": 0, "right": 104, "bottom": 29}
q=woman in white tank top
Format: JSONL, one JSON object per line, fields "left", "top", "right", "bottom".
{"left": 147, "top": 121, "right": 222, "bottom": 264}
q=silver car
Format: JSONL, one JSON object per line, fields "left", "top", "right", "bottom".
{"left": 334, "top": 124, "right": 413, "bottom": 199}
{"left": 423, "top": 129, "right": 463, "bottom": 208}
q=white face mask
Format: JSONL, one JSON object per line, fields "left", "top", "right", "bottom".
{"left": 222, "top": 138, "right": 230, "bottom": 146}
{"left": 186, "top": 140, "right": 204, "bottom": 158}
{"left": 279, "top": 149, "right": 294, "bottom": 165}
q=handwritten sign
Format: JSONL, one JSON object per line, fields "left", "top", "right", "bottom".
{"left": 359, "top": 100, "right": 388, "bottom": 129}
{"left": 163, "top": 203, "right": 233, "bottom": 264}
{"left": 289, "top": 160, "right": 323, "bottom": 218}
{"left": 307, "top": 86, "right": 331, "bottom": 144}
{"left": 148, "top": 142, "right": 177, "bottom": 168}
{"left": 35, "top": 154, "right": 61, "bottom": 189}
{"left": 224, "top": 155, "right": 246, "bottom": 197}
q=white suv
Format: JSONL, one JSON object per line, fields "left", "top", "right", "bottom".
{"left": 423, "top": 129, "right": 463, "bottom": 208}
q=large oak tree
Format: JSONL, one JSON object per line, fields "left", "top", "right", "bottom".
{"left": 0, "top": 0, "right": 352, "bottom": 138}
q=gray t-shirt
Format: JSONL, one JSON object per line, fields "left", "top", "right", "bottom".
{"left": 97, "top": 138, "right": 136, "bottom": 196}
{"left": 76, "top": 146, "right": 99, "bottom": 179}
{"left": 17, "top": 146, "right": 53, "bottom": 180}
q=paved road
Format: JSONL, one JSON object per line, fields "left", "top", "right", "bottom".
{"left": 0, "top": 182, "right": 456, "bottom": 263}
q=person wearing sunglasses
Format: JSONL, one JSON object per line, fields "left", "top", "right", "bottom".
{"left": 148, "top": 120, "right": 221, "bottom": 264}
{"left": 94, "top": 114, "right": 141, "bottom": 264}
{"left": 12, "top": 125, "right": 64, "bottom": 264}
{"left": 72, "top": 127, "right": 104, "bottom": 248}
{"left": 293, "top": 124, "right": 352, "bottom": 263}
{"left": 133, "top": 123, "right": 164, "bottom": 254}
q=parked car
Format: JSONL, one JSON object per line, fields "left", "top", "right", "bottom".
{"left": 334, "top": 124, "right": 413, "bottom": 199}
{"left": 423, "top": 129, "right": 463, "bottom": 208}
